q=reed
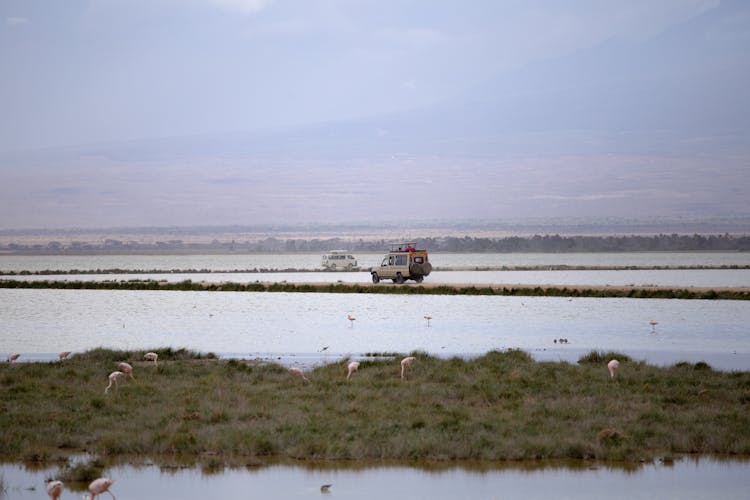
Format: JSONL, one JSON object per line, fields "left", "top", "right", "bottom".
{"left": 1, "top": 349, "right": 748, "bottom": 466}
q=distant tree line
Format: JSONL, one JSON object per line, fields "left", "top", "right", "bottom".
{"left": 2, "top": 233, "right": 749, "bottom": 254}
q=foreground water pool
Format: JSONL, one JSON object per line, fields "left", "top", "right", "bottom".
{"left": 1, "top": 458, "right": 747, "bottom": 499}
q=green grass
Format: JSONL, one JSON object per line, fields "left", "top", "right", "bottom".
{"left": 1, "top": 349, "right": 749, "bottom": 467}
{"left": 1, "top": 279, "right": 748, "bottom": 299}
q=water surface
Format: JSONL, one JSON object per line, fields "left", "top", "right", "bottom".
{"left": 1, "top": 458, "right": 747, "bottom": 500}
{"left": 2, "top": 289, "right": 748, "bottom": 370}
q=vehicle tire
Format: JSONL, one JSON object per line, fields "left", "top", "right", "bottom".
{"left": 396, "top": 273, "right": 405, "bottom": 284}
{"left": 331, "top": 264, "right": 337, "bottom": 270}
{"left": 372, "top": 273, "right": 380, "bottom": 284}
{"left": 346, "top": 263, "right": 353, "bottom": 270}
{"left": 409, "top": 263, "right": 421, "bottom": 276}
{"left": 414, "top": 276, "right": 424, "bottom": 283}
{"left": 422, "top": 262, "right": 432, "bottom": 275}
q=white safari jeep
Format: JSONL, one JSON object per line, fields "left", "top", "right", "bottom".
{"left": 370, "top": 242, "right": 432, "bottom": 284}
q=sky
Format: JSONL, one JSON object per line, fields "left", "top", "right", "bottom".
{"left": 0, "top": 0, "right": 748, "bottom": 231}
{"left": 0, "top": 0, "right": 723, "bottom": 151}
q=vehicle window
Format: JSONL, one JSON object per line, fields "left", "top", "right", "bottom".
{"left": 395, "top": 255, "right": 407, "bottom": 265}
{"left": 382, "top": 257, "right": 389, "bottom": 266}
{"left": 389, "top": 256, "right": 395, "bottom": 265}
{"left": 413, "top": 256, "right": 423, "bottom": 264}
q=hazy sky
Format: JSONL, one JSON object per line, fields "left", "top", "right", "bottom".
{"left": 0, "top": 0, "right": 721, "bottom": 152}
{"left": 1, "top": 0, "right": 748, "bottom": 231}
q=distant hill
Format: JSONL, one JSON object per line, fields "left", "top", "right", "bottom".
{"left": 1, "top": 0, "right": 748, "bottom": 230}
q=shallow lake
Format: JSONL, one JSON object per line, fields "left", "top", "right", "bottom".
{"left": 2, "top": 289, "right": 749, "bottom": 370}
{"left": 1, "top": 458, "right": 747, "bottom": 500}
{"left": 2, "top": 253, "right": 749, "bottom": 497}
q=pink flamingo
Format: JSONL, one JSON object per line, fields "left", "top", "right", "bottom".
{"left": 347, "top": 314, "right": 356, "bottom": 327}
{"left": 607, "top": 359, "right": 620, "bottom": 379}
{"left": 85, "top": 477, "right": 115, "bottom": 500}
{"left": 7, "top": 353, "right": 20, "bottom": 363}
{"left": 289, "top": 367, "right": 310, "bottom": 382}
{"left": 104, "top": 371, "right": 126, "bottom": 394}
{"left": 144, "top": 352, "right": 158, "bottom": 365}
{"left": 347, "top": 361, "right": 360, "bottom": 380}
{"left": 58, "top": 351, "right": 72, "bottom": 361}
{"left": 46, "top": 479, "right": 64, "bottom": 500}
{"left": 117, "top": 362, "right": 135, "bottom": 381}
{"left": 400, "top": 356, "right": 416, "bottom": 380}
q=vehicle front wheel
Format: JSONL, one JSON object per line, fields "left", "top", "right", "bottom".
{"left": 414, "top": 276, "right": 423, "bottom": 283}
{"left": 396, "top": 273, "right": 405, "bottom": 284}
{"left": 371, "top": 273, "right": 380, "bottom": 283}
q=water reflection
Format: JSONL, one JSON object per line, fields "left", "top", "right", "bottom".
{"left": 1, "top": 458, "right": 747, "bottom": 499}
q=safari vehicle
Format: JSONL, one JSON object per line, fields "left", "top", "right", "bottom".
{"left": 370, "top": 242, "right": 432, "bottom": 284}
{"left": 321, "top": 250, "right": 358, "bottom": 270}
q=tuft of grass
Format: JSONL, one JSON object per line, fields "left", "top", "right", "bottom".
{"left": 0, "top": 348, "right": 748, "bottom": 465}
{"left": 56, "top": 458, "right": 105, "bottom": 482}
{"left": 578, "top": 351, "right": 632, "bottom": 364}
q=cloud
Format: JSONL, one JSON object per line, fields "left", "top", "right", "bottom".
{"left": 6, "top": 16, "right": 28, "bottom": 26}
{"left": 206, "top": 0, "right": 273, "bottom": 15}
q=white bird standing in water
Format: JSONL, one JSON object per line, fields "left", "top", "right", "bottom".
{"left": 46, "top": 479, "right": 64, "bottom": 500}
{"left": 649, "top": 320, "right": 658, "bottom": 333}
{"left": 424, "top": 315, "right": 432, "bottom": 327}
{"left": 289, "top": 367, "right": 310, "bottom": 382}
{"left": 144, "top": 352, "right": 158, "bottom": 365}
{"left": 85, "top": 477, "right": 115, "bottom": 500}
{"left": 117, "top": 362, "right": 135, "bottom": 381}
{"left": 400, "top": 356, "right": 416, "bottom": 380}
{"left": 104, "top": 371, "right": 126, "bottom": 394}
{"left": 347, "top": 314, "right": 356, "bottom": 327}
{"left": 347, "top": 361, "right": 360, "bottom": 380}
{"left": 607, "top": 359, "right": 620, "bottom": 379}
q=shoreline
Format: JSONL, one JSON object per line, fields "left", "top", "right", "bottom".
{"left": 2, "top": 278, "right": 748, "bottom": 299}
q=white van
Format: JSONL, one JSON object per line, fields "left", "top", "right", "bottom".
{"left": 321, "top": 251, "right": 358, "bottom": 270}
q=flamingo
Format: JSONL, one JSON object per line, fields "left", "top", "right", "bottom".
{"left": 320, "top": 484, "right": 332, "bottom": 493}
{"left": 607, "top": 359, "right": 620, "bottom": 379}
{"left": 347, "top": 314, "right": 356, "bottom": 327}
{"left": 144, "top": 352, "right": 158, "bottom": 365}
{"left": 104, "top": 371, "right": 126, "bottom": 394}
{"left": 7, "top": 353, "right": 20, "bottom": 363}
{"left": 347, "top": 361, "right": 359, "bottom": 380}
{"left": 424, "top": 315, "right": 432, "bottom": 327}
{"left": 46, "top": 479, "right": 64, "bottom": 500}
{"left": 400, "top": 356, "right": 416, "bottom": 380}
{"left": 288, "top": 367, "right": 310, "bottom": 382}
{"left": 649, "top": 320, "right": 658, "bottom": 333}
{"left": 58, "top": 351, "right": 71, "bottom": 361}
{"left": 85, "top": 477, "right": 115, "bottom": 500}
{"left": 117, "top": 362, "right": 135, "bottom": 381}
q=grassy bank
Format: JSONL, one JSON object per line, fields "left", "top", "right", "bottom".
{"left": 1, "top": 278, "right": 749, "bottom": 300}
{"left": 1, "top": 349, "right": 749, "bottom": 466}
